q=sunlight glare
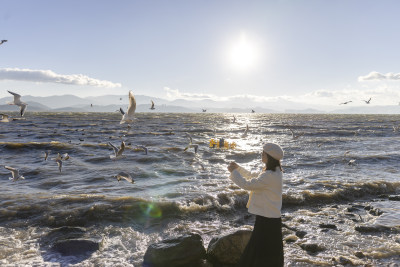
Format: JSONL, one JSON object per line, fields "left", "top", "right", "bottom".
{"left": 228, "top": 33, "right": 259, "bottom": 71}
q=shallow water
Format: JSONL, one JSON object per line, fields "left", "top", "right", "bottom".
{"left": 0, "top": 112, "right": 399, "bottom": 266}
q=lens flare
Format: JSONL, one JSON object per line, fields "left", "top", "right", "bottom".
{"left": 139, "top": 202, "right": 162, "bottom": 218}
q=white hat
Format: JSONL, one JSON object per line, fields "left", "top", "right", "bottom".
{"left": 263, "top": 143, "right": 284, "bottom": 160}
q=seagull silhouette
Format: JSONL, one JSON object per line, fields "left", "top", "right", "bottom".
{"left": 115, "top": 172, "right": 134, "bottom": 184}
{"left": 289, "top": 128, "right": 304, "bottom": 139}
{"left": 150, "top": 100, "right": 155, "bottom": 110}
{"left": 363, "top": 98, "right": 372, "bottom": 104}
{"left": 0, "top": 40, "right": 7, "bottom": 45}
{"left": 340, "top": 101, "right": 352, "bottom": 105}
{"left": 202, "top": 109, "right": 207, "bottom": 112}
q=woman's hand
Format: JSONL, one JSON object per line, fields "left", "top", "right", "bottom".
{"left": 227, "top": 161, "right": 240, "bottom": 173}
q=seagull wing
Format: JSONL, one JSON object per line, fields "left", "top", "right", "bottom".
{"left": 5, "top": 166, "right": 18, "bottom": 178}
{"left": 119, "top": 107, "right": 125, "bottom": 115}
{"left": 151, "top": 100, "right": 155, "bottom": 109}
{"left": 193, "top": 144, "right": 199, "bottom": 153}
{"left": 8, "top": 91, "right": 22, "bottom": 103}
{"left": 185, "top": 133, "right": 192, "bottom": 144}
{"left": 62, "top": 153, "right": 70, "bottom": 160}
{"left": 116, "top": 141, "right": 125, "bottom": 157}
{"left": 56, "top": 159, "right": 62, "bottom": 172}
{"left": 108, "top": 142, "right": 118, "bottom": 156}
{"left": 126, "top": 91, "right": 136, "bottom": 116}
{"left": 20, "top": 104, "right": 27, "bottom": 117}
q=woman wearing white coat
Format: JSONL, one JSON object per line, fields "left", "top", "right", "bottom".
{"left": 228, "top": 143, "right": 284, "bottom": 267}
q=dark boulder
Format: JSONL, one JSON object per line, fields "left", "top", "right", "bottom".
{"left": 52, "top": 239, "right": 99, "bottom": 256}
{"left": 143, "top": 233, "right": 206, "bottom": 267}
{"left": 207, "top": 230, "right": 251, "bottom": 265}
{"left": 299, "top": 243, "right": 325, "bottom": 254}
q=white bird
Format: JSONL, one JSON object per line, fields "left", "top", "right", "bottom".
{"left": 393, "top": 125, "right": 399, "bottom": 132}
{"left": 108, "top": 141, "right": 125, "bottom": 159}
{"left": 62, "top": 153, "right": 70, "bottom": 160}
{"left": 241, "top": 124, "right": 249, "bottom": 138}
{"left": 5, "top": 166, "right": 25, "bottom": 181}
{"left": 120, "top": 91, "right": 136, "bottom": 124}
{"left": 7, "top": 91, "right": 28, "bottom": 117}
{"left": 348, "top": 159, "right": 356, "bottom": 166}
{"left": 0, "top": 113, "right": 9, "bottom": 122}
{"left": 136, "top": 145, "right": 148, "bottom": 155}
{"left": 289, "top": 128, "right": 304, "bottom": 139}
{"left": 115, "top": 172, "right": 134, "bottom": 184}
{"left": 150, "top": 100, "right": 155, "bottom": 110}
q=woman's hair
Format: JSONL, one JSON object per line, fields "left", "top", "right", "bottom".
{"left": 264, "top": 152, "right": 283, "bottom": 172}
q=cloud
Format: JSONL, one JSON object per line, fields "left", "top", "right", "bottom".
{"left": 358, "top": 71, "right": 400, "bottom": 82}
{"left": 0, "top": 68, "right": 121, "bottom": 87}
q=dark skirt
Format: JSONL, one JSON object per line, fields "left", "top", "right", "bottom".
{"left": 238, "top": 215, "right": 284, "bottom": 267}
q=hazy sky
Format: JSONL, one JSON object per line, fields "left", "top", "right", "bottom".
{"left": 1, "top": 0, "right": 400, "bottom": 107}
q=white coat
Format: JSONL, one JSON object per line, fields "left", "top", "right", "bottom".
{"left": 230, "top": 166, "right": 283, "bottom": 218}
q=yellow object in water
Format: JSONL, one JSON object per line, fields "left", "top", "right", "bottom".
{"left": 209, "top": 138, "right": 236, "bottom": 149}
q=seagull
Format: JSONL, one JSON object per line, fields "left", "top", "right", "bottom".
{"left": 232, "top": 115, "right": 236, "bottom": 123}
{"left": 7, "top": 91, "right": 28, "bottom": 117}
{"left": 62, "top": 153, "right": 70, "bottom": 160}
{"left": 0, "top": 113, "right": 10, "bottom": 122}
{"left": 4, "top": 166, "right": 25, "bottom": 181}
{"left": 340, "top": 101, "right": 352, "bottom": 105}
{"left": 115, "top": 172, "right": 134, "bottom": 184}
{"left": 348, "top": 159, "right": 356, "bottom": 166}
{"left": 119, "top": 91, "right": 136, "bottom": 124}
{"left": 184, "top": 133, "right": 198, "bottom": 153}
{"left": 136, "top": 145, "right": 148, "bottom": 155}
{"left": 0, "top": 40, "right": 7, "bottom": 45}
{"left": 393, "top": 125, "right": 399, "bottom": 132}
{"left": 251, "top": 109, "right": 255, "bottom": 113}
{"left": 108, "top": 141, "right": 125, "bottom": 159}
{"left": 150, "top": 100, "right": 155, "bottom": 110}
{"left": 289, "top": 128, "right": 304, "bottom": 139}
{"left": 184, "top": 144, "right": 199, "bottom": 153}
{"left": 241, "top": 124, "right": 249, "bottom": 138}
{"left": 54, "top": 153, "right": 63, "bottom": 172}
{"left": 202, "top": 109, "right": 207, "bottom": 112}
{"left": 44, "top": 150, "right": 51, "bottom": 161}
{"left": 363, "top": 98, "right": 372, "bottom": 104}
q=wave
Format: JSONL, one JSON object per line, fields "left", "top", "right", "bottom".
{"left": 0, "top": 141, "right": 73, "bottom": 149}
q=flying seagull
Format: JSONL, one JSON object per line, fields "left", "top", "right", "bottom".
{"left": 54, "top": 153, "right": 64, "bottom": 172}
{"left": 108, "top": 140, "right": 125, "bottom": 159}
{"left": 4, "top": 166, "right": 25, "bottom": 181}
{"left": 241, "top": 124, "right": 249, "bottom": 138}
{"left": 363, "top": 98, "right": 372, "bottom": 104}
{"left": 120, "top": 91, "right": 136, "bottom": 124}
{"left": 7, "top": 91, "right": 28, "bottom": 116}
{"left": 251, "top": 109, "right": 255, "bottom": 113}
{"left": 340, "top": 101, "right": 352, "bottom": 105}
{"left": 44, "top": 150, "right": 51, "bottom": 161}
{"left": 115, "top": 172, "right": 134, "bottom": 184}
{"left": 202, "top": 109, "right": 207, "bottom": 112}
{"left": 232, "top": 115, "right": 236, "bottom": 123}
{"left": 150, "top": 100, "right": 155, "bottom": 110}
{"left": 0, "top": 40, "right": 7, "bottom": 45}
{"left": 184, "top": 133, "right": 198, "bottom": 153}
{"left": 136, "top": 145, "right": 148, "bottom": 155}
{"left": 289, "top": 128, "right": 304, "bottom": 139}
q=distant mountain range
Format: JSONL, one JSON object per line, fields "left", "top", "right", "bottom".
{"left": 0, "top": 94, "right": 399, "bottom": 114}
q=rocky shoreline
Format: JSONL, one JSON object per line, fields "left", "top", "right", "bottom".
{"left": 36, "top": 196, "right": 399, "bottom": 266}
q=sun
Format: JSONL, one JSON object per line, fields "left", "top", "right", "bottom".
{"left": 228, "top": 33, "right": 259, "bottom": 71}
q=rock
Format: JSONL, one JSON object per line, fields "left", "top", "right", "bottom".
{"left": 207, "top": 230, "right": 251, "bottom": 265}
{"left": 369, "top": 208, "right": 383, "bottom": 216}
{"left": 319, "top": 223, "right": 337, "bottom": 230}
{"left": 299, "top": 243, "right": 325, "bottom": 254}
{"left": 338, "top": 256, "right": 353, "bottom": 265}
{"left": 52, "top": 239, "right": 99, "bottom": 256}
{"left": 143, "top": 233, "right": 206, "bottom": 267}
{"left": 295, "top": 230, "right": 307, "bottom": 238}
{"left": 355, "top": 225, "right": 390, "bottom": 233}
{"left": 355, "top": 251, "right": 365, "bottom": 258}
{"left": 388, "top": 195, "right": 400, "bottom": 201}
{"left": 284, "top": 235, "right": 298, "bottom": 243}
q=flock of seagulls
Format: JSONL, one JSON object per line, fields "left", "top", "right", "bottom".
{"left": 340, "top": 97, "right": 372, "bottom": 105}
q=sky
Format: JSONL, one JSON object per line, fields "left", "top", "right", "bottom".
{"left": 1, "top": 0, "right": 400, "bottom": 109}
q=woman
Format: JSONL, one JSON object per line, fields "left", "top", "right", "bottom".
{"left": 228, "top": 142, "right": 284, "bottom": 267}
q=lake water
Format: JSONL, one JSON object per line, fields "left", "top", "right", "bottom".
{"left": 0, "top": 112, "right": 399, "bottom": 266}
